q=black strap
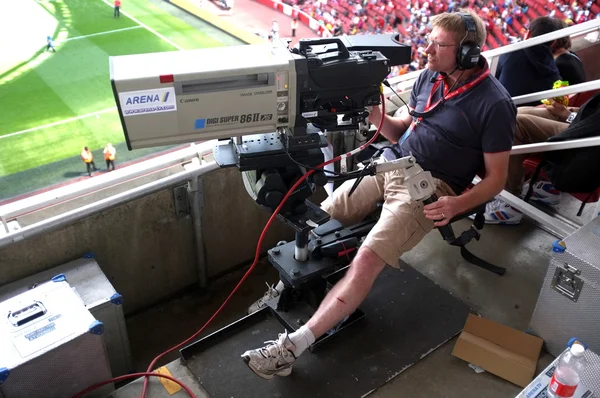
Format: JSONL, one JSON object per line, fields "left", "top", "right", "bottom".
{"left": 447, "top": 226, "right": 506, "bottom": 276}
{"left": 439, "top": 211, "right": 506, "bottom": 276}
{"left": 576, "top": 190, "right": 596, "bottom": 217}
{"left": 460, "top": 246, "right": 506, "bottom": 275}
{"left": 448, "top": 226, "right": 480, "bottom": 247}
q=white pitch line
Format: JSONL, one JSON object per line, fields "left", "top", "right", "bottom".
{"left": 64, "top": 26, "right": 143, "bottom": 41}
{"left": 100, "top": 0, "right": 184, "bottom": 50}
{"left": 1, "top": 107, "right": 117, "bottom": 140}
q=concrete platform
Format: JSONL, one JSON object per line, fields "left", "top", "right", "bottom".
{"left": 110, "top": 361, "right": 209, "bottom": 398}
{"left": 112, "top": 210, "right": 575, "bottom": 398}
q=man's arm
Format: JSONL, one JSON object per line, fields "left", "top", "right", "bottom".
{"left": 368, "top": 104, "right": 412, "bottom": 144}
{"left": 454, "top": 150, "right": 510, "bottom": 212}
{"left": 423, "top": 150, "right": 510, "bottom": 227}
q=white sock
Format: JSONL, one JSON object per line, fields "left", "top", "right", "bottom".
{"left": 288, "top": 325, "right": 315, "bottom": 357}
{"left": 275, "top": 280, "right": 285, "bottom": 293}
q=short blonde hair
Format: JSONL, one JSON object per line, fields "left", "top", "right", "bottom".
{"left": 432, "top": 9, "right": 487, "bottom": 48}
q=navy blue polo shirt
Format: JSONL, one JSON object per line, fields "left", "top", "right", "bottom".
{"left": 392, "top": 59, "right": 516, "bottom": 195}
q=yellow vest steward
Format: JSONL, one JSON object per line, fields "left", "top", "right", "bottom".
{"left": 82, "top": 150, "right": 93, "bottom": 163}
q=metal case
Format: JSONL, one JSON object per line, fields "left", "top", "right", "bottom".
{"left": 0, "top": 256, "right": 132, "bottom": 377}
{"left": 529, "top": 217, "right": 600, "bottom": 357}
{"left": 0, "top": 280, "right": 113, "bottom": 398}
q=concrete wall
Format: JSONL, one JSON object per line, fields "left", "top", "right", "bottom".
{"left": 0, "top": 166, "right": 311, "bottom": 315}
{"left": 202, "top": 167, "right": 295, "bottom": 278}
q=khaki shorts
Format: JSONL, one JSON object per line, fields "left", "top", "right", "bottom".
{"left": 321, "top": 169, "right": 456, "bottom": 267}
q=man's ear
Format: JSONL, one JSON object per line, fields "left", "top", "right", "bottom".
{"left": 524, "top": 30, "right": 531, "bottom": 40}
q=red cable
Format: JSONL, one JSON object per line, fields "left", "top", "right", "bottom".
{"left": 72, "top": 372, "right": 196, "bottom": 398}
{"left": 76, "top": 94, "right": 386, "bottom": 398}
{"left": 138, "top": 94, "right": 385, "bottom": 397}
{"left": 338, "top": 240, "right": 354, "bottom": 263}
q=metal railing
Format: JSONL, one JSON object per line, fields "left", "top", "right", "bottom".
{"left": 509, "top": 78, "right": 600, "bottom": 156}
{"left": 0, "top": 160, "right": 219, "bottom": 249}
{"left": 385, "top": 18, "right": 600, "bottom": 100}
{"left": 0, "top": 141, "right": 215, "bottom": 233}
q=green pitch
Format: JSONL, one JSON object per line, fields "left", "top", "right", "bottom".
{"left": 0, "top": 0, "right": 241, "bottom": 177}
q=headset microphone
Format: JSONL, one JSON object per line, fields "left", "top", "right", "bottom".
{"left": 409, "top": 103, "right": 445, "bottom": 118}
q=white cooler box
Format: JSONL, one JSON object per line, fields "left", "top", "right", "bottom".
{"left": 0, "top": 279, "right": 113, "bottom": 398}
{"left": 0, "top": 255, "right": 133, "bottom": 377}
{"left": 516, "top": 344, "right": 600, "bottom": 398}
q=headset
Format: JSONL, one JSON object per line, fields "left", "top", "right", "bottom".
{"left": 456, "top": 12, "right": 481, "bottom": 70}
{"left": 396, "top": 12, "right": 482, "bottom": 118}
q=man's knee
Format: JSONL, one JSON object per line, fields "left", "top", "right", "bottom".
{"left": 320, "top": 180, "right": 381, "bottom": 226}
{"left": 347, "top": 246, "right": 386, "bottom": 284}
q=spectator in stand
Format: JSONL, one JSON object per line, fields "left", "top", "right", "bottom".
{"left": 551, "top": 21, "right": 587, "bottom": 85}
{"left": 281, "top": 0, "right": 598, "bottom": 69}
{"left": 481, "top": 99, "right": 581, "bottom": 224}
{"left": 332, "top": 21, "right": 344, "bottom": 36}
{"left": 495, "top": 16, "right": 563, "bottom": 106}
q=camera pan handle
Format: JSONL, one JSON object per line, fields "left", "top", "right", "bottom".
{"left": 298, "top": 38, "right": 350, "bottom": 59}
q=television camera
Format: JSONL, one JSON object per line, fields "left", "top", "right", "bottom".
{"left": 110, "top": 34, "right": 441, "bottom": 337}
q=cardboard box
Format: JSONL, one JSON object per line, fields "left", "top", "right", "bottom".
{"left": 452, "top": 314, "right": 544, "bottom": 388}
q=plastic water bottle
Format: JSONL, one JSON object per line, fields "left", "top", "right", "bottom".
{"left": 547, "top": 343, "right": 586, "bottom": 398}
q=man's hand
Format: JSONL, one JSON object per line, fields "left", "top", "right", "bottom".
{"left": 423, "top": 196, "right": 463, "bottom": 227}
{"left": 368, "top": 105, "right": 383, "bottom": 125}
{"left": 545, "top": 99, "right": 571, "bottom": 122}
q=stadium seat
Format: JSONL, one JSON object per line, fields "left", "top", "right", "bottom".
{"left": 569, "top": 89, "right": 600, "bottom": 108}
{"left": 526, "top": 7, "right": 538, "bottom": 21}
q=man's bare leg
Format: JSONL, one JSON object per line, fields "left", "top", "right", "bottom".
{"left": 305, "top": 246, "right": 386, "bottom": 339}
{"left": 241, "top": 246, "right": 387, "bottom": 379}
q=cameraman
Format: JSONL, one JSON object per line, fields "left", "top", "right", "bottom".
{"left": 242, "top": 10, "right": 516, "bottom": 379}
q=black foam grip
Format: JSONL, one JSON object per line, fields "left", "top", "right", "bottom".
{"left": 438, "top": 224, "right": 456, "bottom": 242}
{"left": 424, "top": 194, "right": 455, "bottom": 241}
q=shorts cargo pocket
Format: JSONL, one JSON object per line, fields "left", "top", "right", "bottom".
{"left": 413, "top": 201, "right": 435, "bottom": 233}
{"left": 396, "top": 205, "right": 432, "bottom": 254}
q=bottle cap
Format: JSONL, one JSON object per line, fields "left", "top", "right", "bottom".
{"left": 571, "top": 343, "right": 585, "bottom": 357}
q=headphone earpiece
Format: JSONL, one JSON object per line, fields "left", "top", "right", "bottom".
{"left": 457, "top": 13, "right": 481, "bottom": 70}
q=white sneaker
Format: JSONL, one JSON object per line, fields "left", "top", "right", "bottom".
{"left": 241, "top": 331, "right": 297, "bottom": 379}
{"left": 247, "top": 282, "right": 281, "bottom": 314}
{"left": 522, "top": 181, "right": 561, "bottom": 205}
{"left": 482, "top": 198, "right": 523, "bottom": 225}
